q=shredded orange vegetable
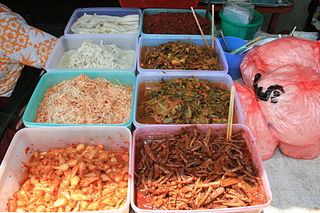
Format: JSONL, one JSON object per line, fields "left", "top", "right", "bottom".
{"left": 35, "top": 74, "right": 132, "bottom": 124}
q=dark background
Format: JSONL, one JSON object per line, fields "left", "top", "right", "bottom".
{"left": 1, "top": 0, "right": 121, "bottom": 37}
{"left": 1, "top": 0, "right": 318, "bottom": 37}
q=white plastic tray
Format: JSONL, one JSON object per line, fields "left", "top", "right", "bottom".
{"left": 46, "top": 34, "right": 138, "bottom": 72}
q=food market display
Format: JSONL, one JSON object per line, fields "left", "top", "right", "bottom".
{"left": 134, "top": 126, "right": 267, "bottom": 210}
{"left": 58, "top": 40, "right": 135, "bottom": 69}
{"left": 137, "top": 77, "right": 233, "bottom": 124}
{"left": 143, "top": 12, "right": 210, "bottom": 34}
{"left": 71, "top": 14, "right": 140, "bottom": 34}
{"left": 35, "top": 74, "right": 132, "bottom": 124}
{"left": 4, "top": 5, "right": 319, "bottom": 213}
{"left": 7, "top": 144, "right": 129, "bottom": 212}
{"left": 140, "top": 40, "right": 223, "bottom": 70}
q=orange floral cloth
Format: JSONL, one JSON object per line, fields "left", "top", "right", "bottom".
{"left": 0, "top": 4, "right": 57, "bottom": 97}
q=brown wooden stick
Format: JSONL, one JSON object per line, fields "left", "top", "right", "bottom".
{"left": 191, "top": 7, "right": 210, "bottom": 48}
{"left": 226, "top": 86, "right": 235, "bottom": 140}
{"left": 212, "top": 4, "right": 215, "bottom": 49}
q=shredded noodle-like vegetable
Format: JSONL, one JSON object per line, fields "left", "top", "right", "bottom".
{"left": 35, "top": 74, "right": 132, "bottom": 124}
{"left": 71, "top": 13, "right": 139, "bottom": 34}
{"left": 58, "top": 40, "right": 135, "bottom": 70}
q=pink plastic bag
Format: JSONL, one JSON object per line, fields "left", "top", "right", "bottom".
{"left": 240, "top": 37, "right": 320, "bottom": 86}
{"left": 252, "top": 65, "right": 320, "bottom": 159}
{"left": 235, "top": 82, "right": 278, "bottom": 160}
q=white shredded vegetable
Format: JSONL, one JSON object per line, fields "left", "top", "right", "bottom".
{"left": 71, "top": 13, "right": 139, "bottom": 34}
{"left": 58, "top": 40, "right": 135, "bottom": 70}
{"left": 35, "top": 74, "right": 132, "bottom": 124}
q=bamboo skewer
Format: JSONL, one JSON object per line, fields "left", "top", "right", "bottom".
{"left": 289, "top": 26, "right": 297, "bottom": 36}
{"left": 236, "top": 39, "right": 264, "bottom": 55}
{"left": 212, "top": 4, "right": 215, "bottom": 49}
{"left": 226, "top": 86, "right": 235, "bottom": 141}
{"left": 230, "top": 36, "right": 262, "bottom": 54}
{"left": 220, "top": 30, "right": 230, "bottom": 52}
{"left": 191, "top": 7, "right": 210, "bottom": 48}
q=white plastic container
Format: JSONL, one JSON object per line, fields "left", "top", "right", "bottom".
{"left": 0, "top": 126, "right": 132, "bottom": 212}
{"left": 64, "top": 7, "right": 142, "bottom": 37}
{"left": 46, "top": 34, "right": 138, "bottom": 72}
{"left": 131, "top": 124, "right": 272, "bottom": 213}
{"left": 133, "top": 73, "right": 244, "bottom": 128}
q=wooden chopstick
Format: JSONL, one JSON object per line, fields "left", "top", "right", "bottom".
{"left": 230, "top": 36, "right": 262, "bottom": 54}
{"left": 226, "top": 86, "right": 235, "bottom": 141}
{"left": 212, "top": 4, "right": 214, "bottom": 49}
{"left": 191, "top": 7, "right": 210, "bottom": 48}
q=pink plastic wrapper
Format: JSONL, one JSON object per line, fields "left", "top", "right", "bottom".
{"left": 235, "top": 83, "right": 278, "bottom": 160}
{"left": 238, "top": 36, "right": 320, "bottom": 159}
{"left": 240, "top": 37, "right": 320, "bottom": 86}
{"left": 254, "top": 65, "right": 320, "bottom": 159}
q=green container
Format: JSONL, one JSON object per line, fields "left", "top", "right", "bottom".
{"left": 219, "top": 9, "right": 263, "bottom": 40}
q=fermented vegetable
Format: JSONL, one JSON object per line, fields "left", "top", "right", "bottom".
{"left": 140, "top": 41, "right": 223, "bottom": 70}
{"left": 137, "top": 77, "right": 231, "bottom": 124}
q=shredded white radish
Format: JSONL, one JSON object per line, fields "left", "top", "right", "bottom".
{"left": 71, "top": 13, "right": 139, "bottom": 34}
{"left": 35, "top": 74, "right": 132, "bottom": 124}
{"left": 58, "top": 40, "right": 135, "bottom": 70}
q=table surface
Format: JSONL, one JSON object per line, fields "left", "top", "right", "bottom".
{"left": 262, "top": 148, "right": 320, "bottom": 211}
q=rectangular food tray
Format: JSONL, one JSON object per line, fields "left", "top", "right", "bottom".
{"left": 141, "top": 8, "right": 214, "bottom": 37}
{"left": 46, "top": 34, "right": 138, "bottom": 73}
{"left": 131, "top": 124, "right": 272, "bottom": 213}
{"left": 133, "top": 73, "right": 244, "bottom": 128}
{"left": 137, "top": 35, "right": 228, "bottom": 74}
{"left": 22, "top": 71, "right": 136, "bottom": 128}
{"left": 64, "top": 7, "right": 142, "bottom": 37}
